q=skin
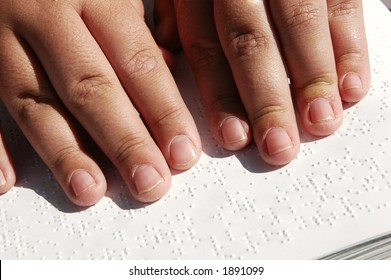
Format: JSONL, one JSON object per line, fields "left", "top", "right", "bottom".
{"left": 155, "top": 0, "right": 370, "bottom": 165}
{"left": 0, "top": 0, "right": 202, "bottom": 206}
{"left": 0, "top": 0, "right": 370, "bottom": 206}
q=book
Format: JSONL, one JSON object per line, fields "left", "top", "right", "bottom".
{"left": 321, "top": 232, "right": 391, "bottom": 260}
{"left": 0, "top": 0, "right": 391, "bottom": 260}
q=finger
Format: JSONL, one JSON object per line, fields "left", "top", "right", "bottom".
{"left": 154, "top": 0, "right": 182, "bottom": 51}
{"left": 0, "top": 30, "right": 106, "bottom": 206}
{"left": 215, "top": 0, "right": 300, "bottom": 165}
{"left": 132, "top": 0, "right": 177, "bottom": 70}
{"left": 327, "top": 0, "right": 370, "bottom": 103}
{"left": 159, "top": 46, "right": 177, "bottom": 71}
{"left": 82, "top": 0, "right": 201, "bottom": 170}
{"left": 15, "top": 1, "right": 186, "bottom": 202}
{"left": 269, "top": 0, "right": 343, "bottom": 136}
{"left": 0, "top": 125, "right": 16, "bottom": 194}
{"left": 175, "top": 0, "right": 252, "bottom": 151}
{"left": 151, "top": 0, "right": 179, "bottom": 70}
{"left": 129, "top": 0, "right": 145, "bottom": 17}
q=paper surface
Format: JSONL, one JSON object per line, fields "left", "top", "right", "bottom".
{"left": 1, "top": 0, "right": 391, "bottom": 260}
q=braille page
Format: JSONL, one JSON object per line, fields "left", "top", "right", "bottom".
{"left": 1, "top": 0, "right": 391, "bottom": 260}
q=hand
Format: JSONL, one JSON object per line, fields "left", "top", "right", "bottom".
{"left": 155, "top": 0, "right": 370, "bottom": 165}
{"left": 0, "top": 0, "right": 202, "bottom": 206}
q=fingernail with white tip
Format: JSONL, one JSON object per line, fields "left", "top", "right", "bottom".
{"left": 265, "top": 128, "right": 294, "bottom": 156}
{"left": 70, "top": 170, "right": 97, "bottom": 197}
{"left": 132, "top": 165, "right": 164, "bottom": 195}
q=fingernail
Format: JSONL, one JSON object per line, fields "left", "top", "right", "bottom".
{"left": 343, "top": 73, "right": 363, "bottom": 91}
{"left": 220, "top": 117, "right": 248, "bottom": 146}
{"left": 0, "top": 170, "right": 6, "bottom": 186}
{"left": 309, "top": 98, "right": 335, "bottom": 123}
{"left": 70, "top": 170, "right": 96, "bottom": 197}
{"left": 132, "top": 165, "right": 164, "bottom": 195}
{"left": 265, "top": 128, "right": 294, "bottom": 156}
{"left": 169, "top": 135, "right": 197, "bottom": 167}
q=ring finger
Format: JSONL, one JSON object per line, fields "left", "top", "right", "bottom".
{"left": 269, "top": 0, "right": 343, "bottom": 136}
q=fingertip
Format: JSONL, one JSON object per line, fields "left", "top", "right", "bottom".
{"left": 219, "top": 116, "right": 251, "bottom": 151}
{"left": 133, "top": 181, "right": 171, "bottom": 203}
{"left": 0, "top": 167, "right": 16, "bottom": 194}
{"left": 300, "top": 96, "right": 344, "bottom": 137}
{"left": 340, "top": 72, "right": 370, "bottom": 103}
{"left": 260, "top": 127, "right": 300, "bottom": 166}
{"left": 67, "top": 169, "right": 107, "bottom": 207}
{"left": 262, "top": 147, "right": 300, "bottom": 166}
{"left": 168, "top": 135, "right": 200, "bottom": 171}
{"left": 0, "top": 132, "right": 16, "bottom": 194}
{"left": 130, "top": 164, "right": 171, "bottom": 203}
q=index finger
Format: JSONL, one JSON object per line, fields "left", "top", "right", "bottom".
{"left": 82, "top": 0, "right": 202, "bottom": 171}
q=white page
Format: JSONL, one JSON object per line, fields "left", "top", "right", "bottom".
{"left": 1, "top": 0, "right": 391, "bottom": 259}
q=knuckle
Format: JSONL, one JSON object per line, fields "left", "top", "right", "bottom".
{"left": 328, "top": 1, "right": 359, "bottom": 18}
{"left": 335, "top": 47, "right": 366, "bottom": 65}
{"left": 250, "top": 104, "right": 288, "bottom": 127}
{"left": 121, "top": 47, "right": 159, "bottom": 81}
{"left": 295, "top": 72, "right": 337, "bottom": 91}
{"left": 152, "top": 104, "right": 187, "bottom": 129}
{"left": 228, "top": 30, "right": 270, "bottom": 59}
{"left": 69, "top": 73, "right": 113, "bottom": 108}
{"left": 283, "top": 1, "right": 321, "bottom": 29}
{"left": 50, "top": 145, "right": 81, "bottom": 172}
{"left": 113, "top": 135, "right": 150, "bottom": 166}
{"left": 14, "top": 90, "right": 57, "bottom": 122}
{"left": 207, "top": 94, "right": 240, "bottom": 113}
{"left": 188, "top": 43, "right": 225, "bottom": 69}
